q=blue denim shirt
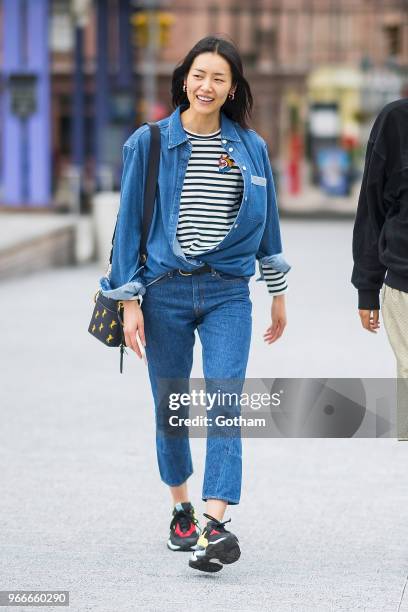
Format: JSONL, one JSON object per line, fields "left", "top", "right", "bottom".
{"left": 99, "top": 105, "right": 291, "bottom": 300}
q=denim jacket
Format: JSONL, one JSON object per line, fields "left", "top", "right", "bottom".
{"left": 99, "top": 104, "right": 291, "bottom": 300}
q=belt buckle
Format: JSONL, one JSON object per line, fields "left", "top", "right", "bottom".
{"left": 178, "top": 269, "right": 193, "bottom": 276}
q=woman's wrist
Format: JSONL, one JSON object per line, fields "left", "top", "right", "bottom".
{"left": 123, "top": 297, "right": 141, "bottom": 307}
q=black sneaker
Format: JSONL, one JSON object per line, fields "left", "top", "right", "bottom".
{"left": 188, "top": 512, "right": 240, "bottom": 572}
{"left": 167, "top": 502, "right": 201, "bottom": 552}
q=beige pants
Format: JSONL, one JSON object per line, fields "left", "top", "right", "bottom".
{"left": 382, "top": 284, "right": 408, "bottom": 439}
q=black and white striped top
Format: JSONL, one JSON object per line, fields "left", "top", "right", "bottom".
{"left": 175, "top": 127, "right": 288, "bottom": 295}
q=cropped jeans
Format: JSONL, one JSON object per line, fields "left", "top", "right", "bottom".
{"left": 141, "top": 267, "right": 252, "bottom": 505}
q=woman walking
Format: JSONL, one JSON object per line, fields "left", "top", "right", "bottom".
{"left": 99, "top": 36, "right": 290, "bottom": 573}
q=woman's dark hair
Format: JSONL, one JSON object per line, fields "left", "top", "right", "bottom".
{"left": 171, "top": 36, "right": 253, "bottom": 130}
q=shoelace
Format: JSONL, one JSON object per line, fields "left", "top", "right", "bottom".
{"left": 170, "top": 509, "right": 200, "bottom": 533}
{"left": 203, "top": 512, "right": 231, "bottom": 532}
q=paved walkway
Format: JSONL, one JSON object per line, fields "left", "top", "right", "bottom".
{"left": 0, "top": 212, "right": 78, "bottom": 251}
{"left": 1, "top": 220, "right": 407, "bottom": 612}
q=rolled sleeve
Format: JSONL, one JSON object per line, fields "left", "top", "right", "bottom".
{"left": 259, "top": 263, "right": 289, "bottom": 296}
{"left": 99, "top": 276, "right": 146, "bottom": 300}
{"left": 99, "top": 139, "right": 148, "bottom": 301}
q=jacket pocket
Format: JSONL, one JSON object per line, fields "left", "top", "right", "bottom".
{"left": 247, "top": 181, "right": 267, "bottom": 221}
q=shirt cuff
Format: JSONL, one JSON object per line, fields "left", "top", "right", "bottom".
{"left": 358, "top": 289, "right": 380, "bottom": 310}
{"left": 258, "top": 253, "right": 291, "bottom": 274}
{"left": 257, "top": 262, "right": 288, "bottom": 295}
{"left": 99, "top": 276, "right": 146, "bottom": 301}
{"left": 268, "top": 287, "right": 288, "bottom": 297}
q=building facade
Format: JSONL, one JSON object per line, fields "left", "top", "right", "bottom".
{"left": 1, "top": 0, "right": 407, "bottom": 208}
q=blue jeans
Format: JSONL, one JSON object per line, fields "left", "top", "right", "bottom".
{"left": 141, "top": 267, "right": 252, "bottom": 505}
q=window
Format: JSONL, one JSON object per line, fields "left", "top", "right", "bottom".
{"left": 383, "top": 24, "right": 402, "bottom": 57}
{"left": 50, "top": 0, "right": 73, "bottom": 52}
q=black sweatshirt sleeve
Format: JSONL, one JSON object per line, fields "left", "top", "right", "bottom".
{"left": 351, "top": 140, "right": 388, "bottom": 310}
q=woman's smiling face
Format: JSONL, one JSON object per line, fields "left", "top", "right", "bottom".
{"left": 184, "top": 52, "right": 235, "bottom": 115}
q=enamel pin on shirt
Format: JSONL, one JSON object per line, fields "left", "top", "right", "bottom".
{"left": 218, "top": 153, "right": 235, "bottom": 173}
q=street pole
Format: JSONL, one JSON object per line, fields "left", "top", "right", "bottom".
{"left": 71, "top": 0, "right": 91, "bottom": 213}
{"left": 95, "top": 0, "right": 111, "bottom": 191}
{"left": 143, "top": 0, "right": 160, "bottom": 122}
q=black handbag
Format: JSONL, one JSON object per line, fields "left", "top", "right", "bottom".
{"left": 88, "top": 121, "right": 161, "bottom": 373}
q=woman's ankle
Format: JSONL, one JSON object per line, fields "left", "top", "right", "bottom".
{"left": 169, "top": 481, "right": 189, "bottom": 506}
{"left": 205, "top": 499, "right": 228, "bottom": 523}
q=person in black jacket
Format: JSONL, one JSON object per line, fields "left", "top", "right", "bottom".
{"left": 352, "top": 98, "right": 408, "bottom": 438}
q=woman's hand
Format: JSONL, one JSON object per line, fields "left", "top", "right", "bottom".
{"left": 264, "top": 294, "right": 287, "bottom": 344}
{"left": 123, "top": 300, "right": 146, "bottom": 360}
{"left": 358, "top": 309, "right": 380, "bottom": 333}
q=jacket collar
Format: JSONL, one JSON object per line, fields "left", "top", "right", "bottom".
{"left": 168, "top": 104, "right": 241, "bottom": 149}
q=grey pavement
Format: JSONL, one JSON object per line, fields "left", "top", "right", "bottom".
{"left": 1, "top": 220, "right": 407, "bottom": 612}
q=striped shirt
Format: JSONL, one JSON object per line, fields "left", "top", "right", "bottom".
{"left": 175, "top": 127, "right": 288, "bottom": 295}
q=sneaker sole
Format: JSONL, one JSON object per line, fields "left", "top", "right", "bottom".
{"left": 167, "top": 539, "right": 199, "bottom": 552}
{"left": 189, "top": 537, "right": 241, "bottom": 572}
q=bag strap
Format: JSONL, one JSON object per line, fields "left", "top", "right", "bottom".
{"left": 139, "top": 122, "right": 161, "bottom": 264}
{"left": 108, "top": 121, "right": 161, "bottom": 267}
